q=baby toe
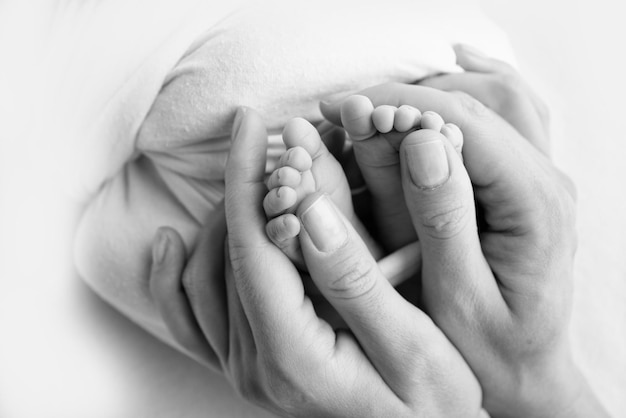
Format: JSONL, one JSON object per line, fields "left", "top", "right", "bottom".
{"left": 394, "top": 105, "right": 422, "bottom": 132}
{"left": 267, "top": 166, "right": 303, "bottom": 190}
{"left": 372, "top": 105, "right": 397, "bottom": 133}
{"left": 420, "top": 111, "right": 445, "bottom": 132}
{"left": 263, "top": 186, "right": 298, "bottom": 218}
{"left": 266, "top": 214, "right": 305, "bottom": 268}
{"left": 440, "top": 123, "right": 464, "bottom": 153}
{"left": 278, "top": 146, "right": 313, "bottom": 172}
{"left": 283, "top": 118, "right": 324, "bottom": 155}
{"left": 266, "top": 214, "right": 301, "bottom": 244}
{"left": 340, "top": 95, "right": 376, "bottom": 141}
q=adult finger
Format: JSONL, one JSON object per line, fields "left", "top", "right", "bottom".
{"left": 398, "top": 128, "right": 504, "bottom": 326}
{"left": 420, "top": 72, "right": 549, "bottom": 154}
{"left": 179, "top": 202, "right": 230, "bottom": 369}
{"left": 420, "top": 44, "right": 550, "bottom": 155}
{"left": 321, "top": 83, "right": 548, "bottom": 197}
{"left": 454, "top": 43, "right": 550, "bottom": 131}
{"left": 149, "top": 227, "right": 221, "bottom": 371}
{"left": 296, "top": 192, "right": 439, "bottom": 391}
{"left": 224, "top": 108, "right": 333, "bottom": 360}
{"left": 321, "top": 84, "right": 560, "bottom": 296}
{"left": 222, "top": 242, "right": 256, "bottom": 383}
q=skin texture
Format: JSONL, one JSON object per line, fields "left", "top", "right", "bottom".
{"left": 263, "top": 112, "right": 461, "bottom": 275}
{"left": 150, "top": 108, "right": 484, "bottom": 417}
{"left": 148, "top": 46, "right": 608, "bottom": 416}
{"left": 317, "top": 45, "right": 606, "bottom": 417}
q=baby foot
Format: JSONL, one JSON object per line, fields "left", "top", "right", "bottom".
{"left": 263, "top": 117, "right": 355, "bottom": 268}
{"left": 340, "top": 95, "right": 463, "bottom": 251}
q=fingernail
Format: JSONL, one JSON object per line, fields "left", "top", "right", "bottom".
{"left": 405, "top": 140, "right": 449, "bottom": 188}
{"left": 153, "top": 229, "right": 170, "bottom": 265}
{"left": 232, "top": 107, "right": 248, "bottom": 141}
{"left": 300, "top": 194, "right": 348, "bottom": 252}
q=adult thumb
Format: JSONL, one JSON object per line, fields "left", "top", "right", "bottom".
{"left": 399, "top": 129, "right": 501, "bottom": 320}
{"left": 295, "top": 192, "right": 437, "bottom": 392}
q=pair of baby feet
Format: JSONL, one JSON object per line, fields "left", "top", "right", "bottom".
{"left": 263, "top": 95, "right": 464, "bottom": 270}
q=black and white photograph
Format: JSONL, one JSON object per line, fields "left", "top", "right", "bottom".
{"left": 1, "top": 0, "right": 624, "bottom": 416}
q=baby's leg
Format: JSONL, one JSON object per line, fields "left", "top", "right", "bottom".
{"left": 263, "top": 118, "right": 356, "bottom": 268}
{"left": 340, "top": 95, "right": 463, "bottom": 252}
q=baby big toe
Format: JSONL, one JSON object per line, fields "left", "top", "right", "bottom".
{"left": 340, "top": 95, "right": 376, "bottom": 141}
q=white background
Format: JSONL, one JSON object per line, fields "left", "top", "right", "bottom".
{"left": 1, "top": 1, "right": 624, "bottom": 417}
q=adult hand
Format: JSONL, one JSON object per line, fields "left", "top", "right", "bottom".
{"left": 320, "top": 76, "right": 605, "bottom": 416}
{"left": 420, "top": 44, "right": 551, "bottom": 156}
{"left": 149, "top": 108, "right": 483, "bottom": 417}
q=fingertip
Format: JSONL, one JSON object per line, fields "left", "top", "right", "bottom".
{"left": 320, "top": 99, "right": 344, "bottom": 126}
{"left": 149, "top": 227, "right": 187, "bottom": 302}
{"left": 226, "top": 106, "right": 268, "bottom": 188}
{"left": 152, "top": 227, "right": 185, "bottom": 268}
{"left": 453, "top": 43, "right": 510, "bottom": 75}
{"left": 232, "top": 106, "right": 264, "bottom": 143}
{"left": 297, "top": 193, "right": 349, "bottom": 253}
{"left": 400, "top": 130, "right": 450, "bottom": 189}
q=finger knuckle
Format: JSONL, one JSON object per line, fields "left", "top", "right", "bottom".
{"left": 418, "top": 201, "right": 471, "bottom": 240}
{"left": 326, "top": 257, "right": 378, "bottom": 300}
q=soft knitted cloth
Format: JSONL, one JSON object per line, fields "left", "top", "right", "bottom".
{"left": 72, "top": 0, "right": 515, "bottom": 333}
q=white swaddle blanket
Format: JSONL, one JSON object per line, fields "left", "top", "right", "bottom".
{"left": 72, "top": 0, "right": 515, "bottom": 325}
{"left": 72, "top": 0, "right": 514, "bottom": 206}
{"left": 1, "top": 0, "right": 620, "bottom": 416}
{"left": 63, "top": 0, "right": 624, "bottom": 414}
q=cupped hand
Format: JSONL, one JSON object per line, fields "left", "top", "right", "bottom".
{"left": 149, "top": 108, "right": 483, "bottom": 417}
{"left": 320, "top": 74, "right": 604, "bottom": 416}
{"left": 420, "top": 43, "right": 551, "bottom": 156}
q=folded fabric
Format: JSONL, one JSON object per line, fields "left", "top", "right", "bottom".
{"left": 68, "top": 0, "right": 514, "bottom": 202}
{"left": 72, "top": 0, "right": 514, "bottom": 339}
